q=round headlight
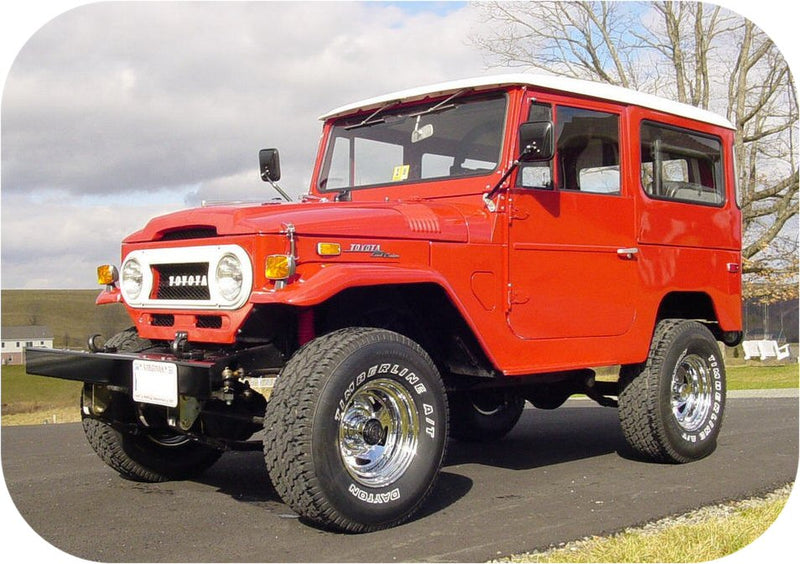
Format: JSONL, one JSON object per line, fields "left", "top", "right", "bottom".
{"left": 216, "top": 254, "right": 243, "bottom": 302}
{"left": 121, "top": 258, "right": 143, "bottom": 300}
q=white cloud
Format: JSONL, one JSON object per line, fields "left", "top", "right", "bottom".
{"left": 3, "top": 2, "right": 484, "bottom": 195}
{"left": 1, "top": 1, "right": 486, "bottom": 288}
{"left": 1, "top": 190, "right": 181, "bottom": 288}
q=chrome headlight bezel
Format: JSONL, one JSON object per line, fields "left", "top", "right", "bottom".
{"left": 120, "top": 258, "right": 144, "bottom": 301}
{"left": 215, "top": 253, "right": 244, "bottom": 303}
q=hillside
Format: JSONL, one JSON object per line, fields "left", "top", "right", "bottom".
{"left": 1, "top": 289, "right": 132, "bottom": 349}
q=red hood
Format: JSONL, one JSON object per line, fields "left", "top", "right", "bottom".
{"left": 123, "top": 200, "right": 470, "bottom": 243}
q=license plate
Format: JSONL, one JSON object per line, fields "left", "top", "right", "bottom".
{"left": 132, "top": 360, "right": 178, "bottom": 407}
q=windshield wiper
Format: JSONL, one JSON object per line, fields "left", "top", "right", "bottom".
{"left": 407, "top": 89, "right": 469, "bottom": 119}
{"left": 345, "top": 100, "right": 402, "bottom": 131}
{"left": 344, "top": 89, "right": 470, "bottom": 131}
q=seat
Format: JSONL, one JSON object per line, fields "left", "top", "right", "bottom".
{"left": 742, "top": 340, "right": 762, "bottom": 360}
{"left": 744, "top": 340, "right": 792, "bottom": 361}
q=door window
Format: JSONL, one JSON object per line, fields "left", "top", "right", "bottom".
{"left": 518, "top": 103, "right": 620, "bottom": 194}
{"left": 556, "top": 106, "right": 620, "bottom": 194}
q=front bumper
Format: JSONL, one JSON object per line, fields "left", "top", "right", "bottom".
{"left": 25, "top": 347, "right": 223, "bottom": 399}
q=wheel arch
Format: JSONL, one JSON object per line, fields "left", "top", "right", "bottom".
{"left": 655, "top": 291, "right": 740, "bottom": 344}
{"left": 249, "top": 264, "right": 500, "bottom": 377}
{"left": 316, "top": 282, "right": 499, "bottom": 379}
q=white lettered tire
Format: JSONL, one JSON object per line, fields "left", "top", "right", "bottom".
{"left": 263, "top": 328, "right": 448, "bottom": 532}
{"left": 619, "top": 320, "right": 726, "bottom": 463}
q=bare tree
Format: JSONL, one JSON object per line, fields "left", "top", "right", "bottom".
{"left": 472, "top": 1, "right": 798, "bottom": 302}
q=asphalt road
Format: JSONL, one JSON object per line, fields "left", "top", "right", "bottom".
{"left": 2, "top": 394, "right": 797, "bottom": 562}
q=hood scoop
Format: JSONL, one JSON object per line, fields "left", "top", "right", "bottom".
{"left": 157, "top": 226, "right": 218, "bottom": 241}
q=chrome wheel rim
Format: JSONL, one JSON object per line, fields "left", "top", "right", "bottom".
{"left": 338, "top": 378, "right": 419, "bottom": 488}
{"left": 671, "top": 354, "right": 713, "bottom": 432}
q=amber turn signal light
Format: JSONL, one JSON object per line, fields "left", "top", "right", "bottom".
{"left": 316, "top": 242, "right": 342, "bottom": 256}
{"left": 265, "top": 255, "right": 295, "bottom": 280}
{"left": 97, "top": 264, "right": 119, "bottom": 285}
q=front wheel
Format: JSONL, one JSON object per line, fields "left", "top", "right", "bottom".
{"left": 618, "top": 320, "right": 726, "bottom": 463}
{"left": 81, "top": 328, "right": 224, "bottom": 481}
{"left": 263, "top": 328, "right": 448, "bottom": 533}
{"left": 82, "top": 415, "right": 222, "bottom": 482}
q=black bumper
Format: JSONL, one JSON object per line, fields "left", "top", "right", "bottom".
{"left": 25, "top": 347, "right": 223, "bottom": 399}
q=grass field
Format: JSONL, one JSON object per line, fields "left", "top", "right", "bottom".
{"left": 1, "top": 365, "right": 83, "bottom": 424}
{"left": 727, "top": 364, "right": 799, "bottom": 389}
{"left": 2, "top": 289, "right": 131, "bottom": 349}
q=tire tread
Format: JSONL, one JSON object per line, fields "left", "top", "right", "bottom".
{"left": 619, "top": 319, "right": 721, "bottom": 463}
{"left": 263, "top": 328, "right": 446, "bottom": 533}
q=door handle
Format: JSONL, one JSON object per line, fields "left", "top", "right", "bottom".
{"left": 616, "top": 247, "right": 639, "bottom": 260}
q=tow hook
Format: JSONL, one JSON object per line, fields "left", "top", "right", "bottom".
{"left": 171, "top": 331, "right": 189, "bottom": 356}
{"left": 87, "top": 334, "right": 107, "bottom": 353}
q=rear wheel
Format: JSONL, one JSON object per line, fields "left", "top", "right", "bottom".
{"left": 448, "top": 388, "right": 525, "bottom": 441}
{"left": 618, "top": 320, "right": 726, "bottom": 463}
{"left": 264, "top": 328, "right": 448, "bottom": 533}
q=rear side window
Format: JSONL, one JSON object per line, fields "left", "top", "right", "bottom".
{"left": 640, "top": 122, "right": 724, "bottom": 205}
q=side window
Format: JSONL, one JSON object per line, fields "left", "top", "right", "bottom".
{"left": 640, "top": 122, "right": 724, "bottom": 205}
{"left": 556, "top": 106, "right": 620, "bottom": 194}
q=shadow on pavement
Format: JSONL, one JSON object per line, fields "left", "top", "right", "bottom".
{"left": 444, "top": 404, "right": 638, "bottom": 470}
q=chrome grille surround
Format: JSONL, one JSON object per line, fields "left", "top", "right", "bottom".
{"left": 120, "top": 245, "right": 253, "bottom": 310}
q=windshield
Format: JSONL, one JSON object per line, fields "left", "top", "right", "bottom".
{"left": 318, "top": 93, "right": 507, "bottom": 191}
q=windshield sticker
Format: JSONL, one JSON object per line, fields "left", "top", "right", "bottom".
{"left": 392, "top": 165, "right": 410, "bottom": 182}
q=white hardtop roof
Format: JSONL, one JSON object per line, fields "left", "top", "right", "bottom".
{"left": 319, "top": 73, "right": 735, "bottom": 130}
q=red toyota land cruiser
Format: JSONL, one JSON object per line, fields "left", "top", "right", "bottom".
{"left": 27, "top": 74, "right": 742, "bottom": 532}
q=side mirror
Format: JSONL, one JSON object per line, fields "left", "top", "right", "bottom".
{"left": 518, "top": 121, "right": 554, "bottom": 162}
{"left": 259, "top": 148, "right": 281, "bottom": 182}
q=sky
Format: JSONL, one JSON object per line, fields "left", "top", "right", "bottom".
{"left": 1, "top": 1, "right": 487, "bottom": 289}
{"left": 1, "top": 1, "right": 797, "bottom": 290}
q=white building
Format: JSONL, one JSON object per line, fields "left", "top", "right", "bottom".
{"left": 1, "top": 326, "right": 54, "bottom": 365}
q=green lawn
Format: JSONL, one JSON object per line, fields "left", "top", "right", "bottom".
{"left": 1, "top": 364, "right": 82, "bottom": 415}
{"left": 726, "top": 364, "right": 799, "bottom": 390}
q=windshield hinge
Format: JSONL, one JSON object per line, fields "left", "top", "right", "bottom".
{"left": 482, "top": 192, "right": 497, "bottom": 213}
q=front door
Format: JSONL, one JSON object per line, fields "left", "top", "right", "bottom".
{"left": 507, "top": 99, "right": 638, "bottom": 340}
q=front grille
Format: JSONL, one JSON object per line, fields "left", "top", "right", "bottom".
{"left": 151, "top": 314, "right": 175, "bottom": 327}
{"left": 196, "top": 315, "right": 222, "bottom": 329}
{"left": 153, "top": 263, "right": 211, "bottom": 300}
